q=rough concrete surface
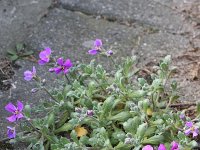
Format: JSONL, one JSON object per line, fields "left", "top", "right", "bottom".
{"left": 0, "top": 0, "right": 52, "bottom": 54}
{"left": 0, "top": 0, "right": 199, "bottom": 149}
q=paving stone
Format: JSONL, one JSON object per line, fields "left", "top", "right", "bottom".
{"left": 59, "top": 0, "right": 195, "bottom": 34}
{"left": 0, "top": 0, "right": 52, "bottom": 54}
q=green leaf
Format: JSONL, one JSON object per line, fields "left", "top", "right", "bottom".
{"left": 70, "top": 130, "right": 79, "bottom": 145}
{"left": 108, "top": 111, "right": 131, "bottom": 122}
{"left": 54, "top": 123, "right": 73, "bottom": 134}
{"left": 16, "top": 43, "right": 24, "bottom": 52}
{"left": 21, "top": 50, "right": 34, "bottom": 56}
{"left": 114, "top": 142, "right": 132, "bottom": 150}
{"left": 136, "top": 123, "right": 147, "bottom": 139}
{"left": 7, "top": 49, "right": 17, "bottom": 55}
{"left": 79, "top": 136, "right": 89, "bottom": 145}
{"left": 142, "top": 135, "right": 164, "bottom": 145}
{"left": 101, "top": 96, "right": 115, "bottom": 116}
{"left": 24, "top": 104, "right": 31, "bottom": 118}
{"left": 47, "top": 112, "right": 55, "bottom": 128}
{"left": 123, "top": 117, "right": 140, "bottom": 134}
{"left": 10, "top": 55, "right": 19, "bottom": 61}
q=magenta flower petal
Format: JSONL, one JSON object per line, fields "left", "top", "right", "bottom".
{"left": 49, "top": 68, "right": 55, "bottom": 72}
{"left": 24, "top": 71, "right": 33, "bottom": 81}
{"left": 38, "top": 47, "right": 51, "bottom": 65}
{"left": 63, "top": 68, "right": 69, "bottom": 74}
{"left": 51, "top": 58, "right": 72, "bottom": 75}
{"left": 16, "top": 113, "right": 24, "bottom": 119}
{"left": 186, "top": 121, "right": 193, "bottom": 127}
{"left": 38, "top": 60, "right": 46, "bottom": 65}
{"left": 24, "top": 67, "right": 36, "bottom": 81}
{"left": 5, "top": 103, "right": 16, "bottom": 113}
{"left": 88, "top": 49, "right": 98, "bottom": 55}
{"left": 184, "top": 128, "right": 191, "bottom": 135}
{"left": 39, "top": 51, "right": 47, "bottom": 59}
{"left": 193, "top": 131, "right": 198, "bottom": 137}
{"left": 17, "top": 101, "right": 23, "bottom": 111}
{"left": 7, "top": 115, "right": 17, "bottom": 122}
{"left": 64, "top": 59, "right": 73, "bottom": 68}
{"left": 142, "top": 145, "right": 153, "bottom": 150}
{"left": 171, "top": 141, "right": 179, "bottom": 150}
{"left": 94, "top": 39, "right": 102, "bottom": 47}
{"left": 24, "top": 71, "right": 32, "bottom": 77}
{"left": 45, "top": 47, "right": 51, "bottom": 55}
{"left": 7, "top": 126, "right": 16, "bottom": 139}
{"left": 158, "top": 144, "right": 166, "bottom": 150}
{"left": 54, "top": 67, "right": 62, "bottom": 74}
{"left": 57, "top": 58, "right": 64, "bottom": 66}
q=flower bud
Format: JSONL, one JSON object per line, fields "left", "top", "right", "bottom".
{"left": 31, "top": 88, "right": 39, "bottom": 93}
{"left": 86, "top": 110, "right": 94, "bottom": 117}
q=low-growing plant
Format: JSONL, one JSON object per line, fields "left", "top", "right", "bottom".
{"left": 2, "top": 39, "right": 200, "bottom": 150}
{"left": 7, "top": 43, "right": 34, "bottom": 62}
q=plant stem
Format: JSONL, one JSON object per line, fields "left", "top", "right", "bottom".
{"left": 65, "top": 74, "right": 71, "bottom": 84}
{"left": 110, "top": 57, "right": 118, "bottom": 69}
{"left": 42, "top": 87, "right": 59, "bottom": 103}
{"left": 151, "top": 93, "right": 155, "bottom": 110}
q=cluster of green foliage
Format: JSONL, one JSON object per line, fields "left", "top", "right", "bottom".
{"left": 9, "top": 55, "right": 200, "bottom": 150}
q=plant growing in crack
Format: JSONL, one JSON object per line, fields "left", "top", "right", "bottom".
{"left": 2, "top": 39, "right": 200, "bottom": 150}
{"left": 7, "top": 43, "right": 34, "bottom": 62}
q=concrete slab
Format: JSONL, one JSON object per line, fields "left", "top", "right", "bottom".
{"left": 0, "top": 0, "right": 52, "bottom": 54}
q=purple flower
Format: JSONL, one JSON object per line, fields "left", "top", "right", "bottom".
{"left": 158, "top": 144, "right": 166, "bottom": 150}
{"left": 88, "top": 39, "right": 102, "bottom": 55}
{"left": 94, "top": 39, "right": 102, "bottom": 49}
{"left": 184, "top": 121, "right": 199, "bottom": 137}
{"left": 38, "top": 47, "right": 51, "bottom": 65}
{"left": 5, "top": 101, "right": 24, "bottom": 122}
{"left": 86, "top": 110, "right": 94, "bottom": 117}
{"left": 51, "top": 58, "right": 73, "bottom": 74}
{"left": 106, "top": 50, "right": 113, "bottom": 56}
{"left": 7, "top": 126, "right": 16, "bottom": 139}
{"left": 171, "top": 141, "right": 179, "bottom": 150}
{"left": 24, "top": 66, "right": 36, "bottom": 81}
{"left": 142, "top": 145, "right": 153, "bottom": 150}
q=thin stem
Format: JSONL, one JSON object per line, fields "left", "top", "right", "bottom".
{"left": 110, "top": 56, "right": 118, "bottom": 69}
{"left": 26, "top": 120, "right": 41, "bottom": 135}
{"left": 166, "top": 96, "right": 174, "bottom": 109}
{"left": 42, "top": 87, "right": 59, "bottom": 103}
{"left": 65, "top": 74, "right": 71, "bottom": 84}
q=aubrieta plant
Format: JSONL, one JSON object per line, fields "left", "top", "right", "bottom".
{"left": 3, "top": 39, "right": 200, "bottom": 150}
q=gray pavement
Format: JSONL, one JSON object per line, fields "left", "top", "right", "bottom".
{"left": 0, "top": 0, "right": 199, "bottom": 149}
